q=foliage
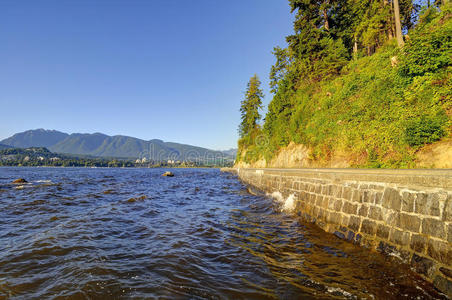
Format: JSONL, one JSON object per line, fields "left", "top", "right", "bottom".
{"left": 237, "top": 2, "right": 451, "bottom": 168}
{"left": 239, "top": 75, "right": 264, "bottom": 138}
{"left": 404, "top": 115, "right": 446, "bottom": 146}
{"left": 398, "top": 5, "right": 452, "bottom": 76}
{"left": 0, "top": 147, "right": 233, "bottom": 168}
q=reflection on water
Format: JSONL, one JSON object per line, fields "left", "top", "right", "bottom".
{"left": 0, "top": 167, "right": 446, "bottom": 299}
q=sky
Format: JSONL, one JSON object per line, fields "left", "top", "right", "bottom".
{"left": 0, "top": 0, "right": 294, "bottom": 150}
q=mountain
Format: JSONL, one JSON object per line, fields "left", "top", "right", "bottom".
{"left": 0, "top": 129, "right": 233, "bottom": 162}
{"left": 221, "top": 148, "right": 237, "bottom": 157}
{"left": 0, "top": 144, "right": 13, "bottom": 150}
{"left": 1, "top": 129, "right": 68, "bottom": 148}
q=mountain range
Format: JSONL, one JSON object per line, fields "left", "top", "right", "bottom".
{"left": 1, "top": 129, "right": 235, "bottom": 162}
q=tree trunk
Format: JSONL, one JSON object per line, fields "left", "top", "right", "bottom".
{"left": 387, "top": 0, "right": 395, "bottom": 40}
{"left": 323, "top": 0, "right": 330, "bottom": 31}
{"left": 323, "top": 9, "right": 330, "bottom": 31}
{"left": 393, "top": 0, "right": 404, "bottom": 47}
{"left": 353, "top": 38, "right": 358, "bottom": 60}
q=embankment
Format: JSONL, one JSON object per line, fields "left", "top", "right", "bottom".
{"left": 222, "top": 167, "right": 452, "bottom": 297}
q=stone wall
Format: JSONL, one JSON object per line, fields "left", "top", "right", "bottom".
{"left": 223, "top": 168, "right": 452, "bottom": 297}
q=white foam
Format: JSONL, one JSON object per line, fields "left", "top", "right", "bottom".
{"left": 267, "top": 191, "right": 296, "bottom": 213}
{"left": 283, "top": 194, "right": 296, "bottom": 212}
{"left": 269, "top": 191, "right": 284, "bottom": 202}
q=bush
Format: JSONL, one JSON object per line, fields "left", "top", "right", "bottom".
{"left": 398, "top": 7, "right": 452, "bottom": 77}
{"left": 404, "top": 115, "right": 445, "bottom": 147}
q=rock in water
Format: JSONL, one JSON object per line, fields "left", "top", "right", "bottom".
{"left": 12, "top": 178, "right": 28, "bottom": 184}
{"left": 162, "top": 171, "right": 174, "bottom": 177}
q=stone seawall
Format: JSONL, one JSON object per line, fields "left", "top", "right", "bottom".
{"left": 222, "top": 168, "right": 452, "bottom": 297}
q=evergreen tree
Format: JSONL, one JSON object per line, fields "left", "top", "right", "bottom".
{"left": 239, "top": 75, "right": 264, "bottom": 138}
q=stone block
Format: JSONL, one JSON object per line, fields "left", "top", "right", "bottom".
{"left": 449, "top": 224, "right": 452, "bottom": 243}
{"left": 414, "top": 193, "right": 428, "bottom": 214}
{"left": 427, "top": 239, "right": 452, "bottom": 265}
{"left": 343, "top": 202, "right": 358, "bottom": 215}
{"left": 315, "top": 195, "right": 323, "bottom": 206}
{"left": 341, "top": 215, "right": 349, "bottom": 227}
{"left": 390, "top": 228, "right": 410, "bottom": 246}
{"left": 398, "top": 213, "right": 421, "bottom": 232}
{"left": 444, "top": 194, "right": 452, "bottom": 222}
{"left": 315, "top": 184, "right": 321, "bottom": 194}
{"left": 361, "top": 219, "right": 377, "bottom": 236}
{"left": 322, "top": 197, "right": 329, "bottom": 209}
{"left": 410, "top": 234, "right": 426, "bottom": 253}
{"left": 373, "top": 191, "right": 383, "bottom": 205}
{"left": 368, "top": 184, "right": 385, "bottom": 191}
{"left": 313, "top": 206, "right": 319, "bottom": 217}
{"left": 401, "top": 192, "right": 415, "bottom": 213}
{"left": 368, "top": 206, "right": 383, "bottom": 221}
{"left": 333, "top": 199, "right": 343, "bottom": 211}
{"left": 328, "top": 198, "right": 335, "bottom": 210}
{"left": 360, "top": 184, "right": 369, "bottom": 190}
{"left": 376, "top": 224, "right": 390, "bottom": 239}
{"left": 422, "top": 218, "right": 446, "bottom": 239}
{"left": 328, "top": 211, "right": 341, "bottom": 225}
{"left": 318, "top": 208, "right": 326, "bottom": 220}
{"left": 411, "top": 254, "right": 434, "bottom": 277}
{"left": 361, "top": 190, "right": 371, "bottom": 203}
{"left": 424, "top": 193, "right": 444, "bottom": 217}
{"left": 382, "top": 187, "right": 402, "bottom": 211}
{"left": 351, "top": 189, "right": 361, "bottom": 203}
{"left": 337, "top": 186, "right": 344, "bottom": 198}
{"left": 385, "top": 211, "right": 400, "bottom": 227}
{"left": 378, "top": 241, "right": 397, "bottom": 255}
{"left": 348, "top": 216, "right": 361, "bottom": 232}
{"left": 358, "top": 205, "right": 368, "bottom": 217}
{"left": 309, "top": 184, "right": 316, "bottom": 193}
{"left": 321, "top": 185, "right": 327, "bottom": 195}
{"left": 328, "top": 185, "right": 337, "bottom": 196}
{"left": 342, "top": 186, "right": 352, "bottom": 200}
{"left": 433, "top": 275, "right": 452, "bottom": 298}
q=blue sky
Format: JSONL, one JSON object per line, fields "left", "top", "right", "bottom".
{"left": 0, "top": 0, "right": 293, "bottom": 150}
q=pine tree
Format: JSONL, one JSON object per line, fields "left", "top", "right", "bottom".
{"left": 239, "top": 75, "right": 264, "bottom": 138}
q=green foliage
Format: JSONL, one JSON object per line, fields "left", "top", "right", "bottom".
{"left": 398, "top": 6, "right": 452, "bottom": 77}
{"left": 238, "top": 2, "right": 451, "bottom": 168}
{"left": 404, "top": 115, "right": 446, "bottom": 146}
{"left": 238, "top": 75, "right": 264, "bottom": 138}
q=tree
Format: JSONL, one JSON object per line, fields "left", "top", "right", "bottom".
{"left": 239, "top": 75, "right": 264, "bottom": 138}
{"left": 393, "top": 0, "right": 405, "bottom": 46}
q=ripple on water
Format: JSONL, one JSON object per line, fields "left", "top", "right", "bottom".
{"left": 0, "top": 167, "right": 447, "bottom": 299}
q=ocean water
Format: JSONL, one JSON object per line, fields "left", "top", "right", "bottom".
{"left": 0, "top": 167, "right": 445, "bottom": 299}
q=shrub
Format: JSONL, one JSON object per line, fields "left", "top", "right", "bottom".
{"left": 404, "top": 115, "right": 445, "bottom": 147}
{"left": 398, "top": 7, "right": 451, "bottom": 77}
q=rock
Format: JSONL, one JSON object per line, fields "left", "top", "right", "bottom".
{"left": 12, "top": 178, "right": 28, "bottom": 184}
{"left": 162, "top": 171, "right": 174, "bottom": 177}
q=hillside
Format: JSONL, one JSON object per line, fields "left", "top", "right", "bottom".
{"left": 0, "top": 144, "right": 13, "bottom": 150}
{"left": 1, "top": 129, "right": 68, "bottom": 148}
{"left": 1, "top": 129, "right": 233, "bottom": 162}
{"left": 237, "top": 3, "right": 451, "bottom": 169}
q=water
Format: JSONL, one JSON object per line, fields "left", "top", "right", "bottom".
{"left": 0, "top": 167, "right": 445, "bottom": 299}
